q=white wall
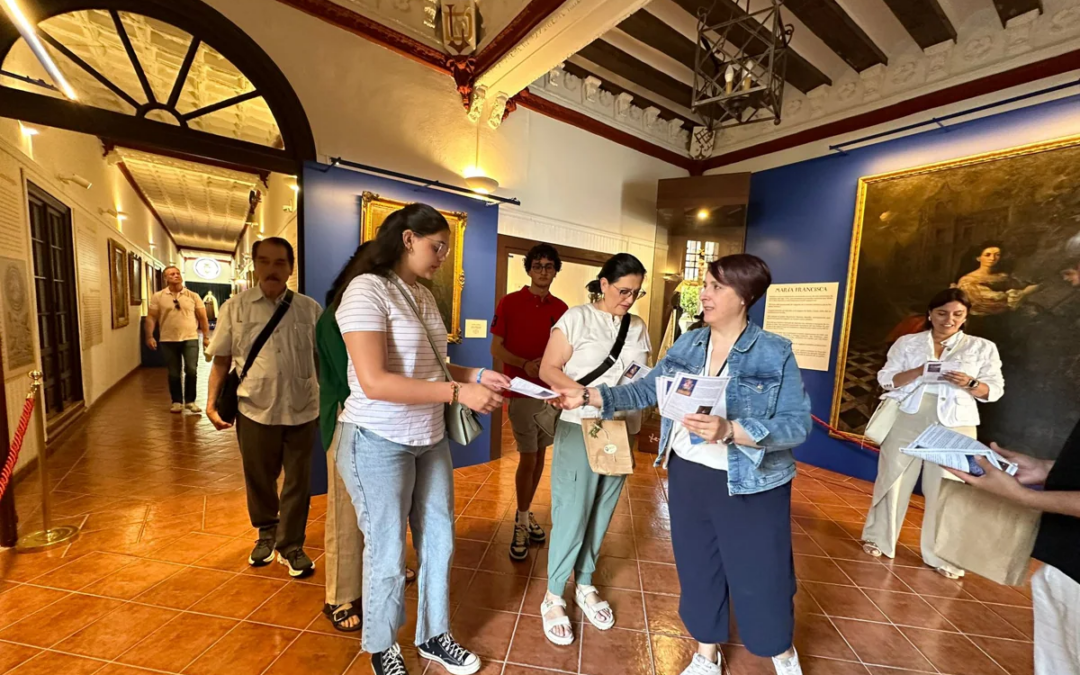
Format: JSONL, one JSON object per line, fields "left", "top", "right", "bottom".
{"left": 233, "top": 171, "right": 298, "bottom": 290}
{"left": 182, "top": 252, "right": 234, "bottom": 284}
{"left": 0, "top": 119, "right": 180, "bottom": 473}
{"left": 205, "top": 0, "right": 684, "bottom": 310}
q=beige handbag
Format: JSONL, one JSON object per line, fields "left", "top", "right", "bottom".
{"left": 933, "top": 480, "right": 1041, "bottom": 586}
{"left": 864, "top": 398, "right": 900, "bottom": 445}
{"left": 581, "top": 417, "right": 634, "bottom": 476}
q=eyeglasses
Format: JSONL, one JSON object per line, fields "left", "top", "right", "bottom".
{"left": 420, "top": 236, "right": 449, "bottom": 257}
{"left": 530, "top": 263, "right": 556, "bottom": 273}
{"left": 614, "top": 286, "right": 647, "bottom": 301}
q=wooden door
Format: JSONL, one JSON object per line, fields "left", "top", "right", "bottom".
{"left": 28, "top": 183, "right": 83, "bottom": 418}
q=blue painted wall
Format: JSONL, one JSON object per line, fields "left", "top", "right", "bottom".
{"left": 302, "top": 162, "right": 500, "bottom": 493}
{"left": 743, "top": 93, "right": 1080, "bottom": 482}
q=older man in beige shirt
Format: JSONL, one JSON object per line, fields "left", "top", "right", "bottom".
{"left": 206, "top": 237, "right": 322, "bottom": 578}
{"left": 146, "top": 266, "right": 210, "bottom": 413}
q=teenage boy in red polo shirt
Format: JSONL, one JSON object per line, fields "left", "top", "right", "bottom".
{"left": 491, "top": 244, "right": 568, "bottom": 561}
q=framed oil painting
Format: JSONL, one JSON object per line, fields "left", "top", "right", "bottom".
{"left": 107, "top": 239, "right": 130, "bottom": 328}
{"left": 360, "top": 191, "right": 467, "bottom": 343}
{"left": 832, "top": 135, "right": 1080, "bottom": 459}
{"left": 128, "top": 252, "right": 143, "bottom": 305}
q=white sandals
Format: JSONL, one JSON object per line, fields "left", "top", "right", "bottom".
{"left": 540, "top": 595, "right": 574, "bottom": 646}
{"left": 575, "top": 584, "right": 615, "bottom": 631}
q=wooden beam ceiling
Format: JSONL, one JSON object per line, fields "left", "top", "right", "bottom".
{"left": 578, "top": 39, "right": 694, "bottom": 109}
{"left": 782, "top": 0, "right": 887, "bottom": 71}
{"left": 667, "top": 0, "right": 831, "bottom": 93}
{"left": 992, "top": 0, "right": 1043, "bottom": 28}
{"left": 881, "top": 0, "right": 956, "bottom": 50}
{"left": 560, "top": 61, "right": 697, "bottom": 129}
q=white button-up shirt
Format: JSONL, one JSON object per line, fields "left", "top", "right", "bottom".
{"left": 207, "top": 286, "right": 322, "bottom": 426}
{"left": 878, "top": 330, "right": 1004, "bottom": 427}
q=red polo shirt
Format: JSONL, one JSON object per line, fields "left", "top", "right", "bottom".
{"left": 491, "top": 286, "right": 568, "bottom": 396}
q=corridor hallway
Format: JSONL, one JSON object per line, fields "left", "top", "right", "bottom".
{"left": 0, "top": 369, "right": 1036, "bottom": 675}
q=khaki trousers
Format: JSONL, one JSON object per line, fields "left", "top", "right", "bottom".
{"left": 861, "top": 394, "right": 974, "bottom": 574}
{"left": 325, "top": 421, "right": 363, "bottom": 606}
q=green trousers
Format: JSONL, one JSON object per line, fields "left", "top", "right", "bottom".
{"left": 547, "top": 420, "right": 627, "bottom": 595}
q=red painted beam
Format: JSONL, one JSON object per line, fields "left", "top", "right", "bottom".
{"left": 515, "top": 90, "right": 697, "bottom": 171}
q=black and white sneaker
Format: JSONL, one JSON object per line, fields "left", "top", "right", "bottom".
{"left": 372, "top": 643, "right": 409, "bottom": 675}
{"left": 277, "top": 548, "right": 315, "bottom": 578}
{"left": 248, "top": 538, "right": 275, "bottom": 567}
{"left": 418, "top": 633, "right": 481, "bottom": 675}
{"left": 509, "top": 524, "right": 529, "bottom": 561}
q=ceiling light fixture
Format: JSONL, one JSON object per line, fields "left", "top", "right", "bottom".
{"left": 696, "top": 208, "right": 710, "bottom": 220}
{"left": 57, "top": 172, "right": 91, "bottom": 189}
{"left": 1, "top": 0, "right": 78, "bottom": 100}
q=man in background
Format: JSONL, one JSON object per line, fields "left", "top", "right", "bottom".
{"left": 491, "top": 243, "right": 567, "bottom": 561}
{"left": 145, "top": 265, "right": 210, "bottom": 413}
{"left": 206, "top": 237, "right": 322, "bottom": 578}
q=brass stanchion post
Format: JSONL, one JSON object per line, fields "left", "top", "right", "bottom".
{"left": 17, "top": 371, "right": 79, "bottom": 551}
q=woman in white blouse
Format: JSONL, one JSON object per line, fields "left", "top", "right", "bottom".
{"left": 537, "top": 253, "right": 651, "bottom": 645}
{"left": 861, "top": 288, "right": 1004, "bottom": 579}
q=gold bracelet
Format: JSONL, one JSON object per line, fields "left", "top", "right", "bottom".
{"left": 450, "top": 382, "right": 460, "bottom": 405}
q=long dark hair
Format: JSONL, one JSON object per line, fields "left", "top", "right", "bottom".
{"left": 327, "top": 242, "right": 371, "bottom": 307}
{"left": 586, "top": 253, "right": 647, "bottom": 294}
{"left": 334, "top": 203, "right": 450, "bottom": 306}
{"left": 923, "top": 288, "right": 972, "bottom": 330}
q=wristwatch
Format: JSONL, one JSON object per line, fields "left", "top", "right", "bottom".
{"left": 582, "top": 389, "right": 591, "bottom": 406}
{"left": 967, "top": 379, "right": 979, "bottom": 390}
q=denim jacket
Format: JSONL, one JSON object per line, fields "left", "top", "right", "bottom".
{"left": 596, "top": 322, "right": 811, "bottom": 495}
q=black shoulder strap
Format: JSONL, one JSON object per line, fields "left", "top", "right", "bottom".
{"left": 238, "top": 290, "right": 294, "bottom": 382}
{"left": 577, "top": 313, "right": 632, "bottom": 386}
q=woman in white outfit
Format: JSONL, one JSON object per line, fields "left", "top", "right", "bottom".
{"left": 861, "top": 288, "right": 1004, "bottom": 579}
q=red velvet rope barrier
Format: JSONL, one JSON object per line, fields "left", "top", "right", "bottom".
{"left": 0, "top": 393, "right": 36, "bottom": 501}
{"left": 811, "top": 414, "right": 880, "bottom": 452}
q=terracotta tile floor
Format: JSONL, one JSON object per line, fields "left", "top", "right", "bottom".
{"left": 0, "top": 369, "right": 1036, "bottom": 675}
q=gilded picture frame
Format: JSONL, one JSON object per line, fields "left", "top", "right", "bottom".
{"left": 831, "top": 134, "right": 1080, "bottom": 455}
{"left": 107, "top": 239, "right": 130, "bottom": 328}
{"left": 360, "top": 191, "right": 467, "bottom": 343}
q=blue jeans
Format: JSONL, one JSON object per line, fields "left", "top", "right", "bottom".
{"left": 159, "top": 339, "right": 199, "bottom": 404}
{"left": 335, "top": 424, "right": 454, "bottom": 653}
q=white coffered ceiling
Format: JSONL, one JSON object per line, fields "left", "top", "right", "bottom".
{"left": 114, "top": 147, "right": 261, "bottom": 252}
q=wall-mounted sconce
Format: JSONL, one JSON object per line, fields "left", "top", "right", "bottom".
{"left": 57, "top": 172, "right": 92, "bottom": 189}
{"left": 100, "top": 208, "right": 128, "bottom": 221}
{"left": 19, "top": 122, "right": 39, "bottom": 136}
{"left": 282, "top": 205, "right": 295, "bottom": 213}
{"left": 696, "top": 209, "right": 710, "bottom": 221}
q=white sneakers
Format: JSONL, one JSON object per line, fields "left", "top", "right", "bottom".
{"left": 171, "top": 402, "right": 202, "bottom": 413}
{"left": 170, "top": 403, "right": 184, "bottom": 413}
{"left": 679, "top": 648, "right": 802, "bottom": 675}
{"left": 680, "top": 653, "right": 721, "bottom": 675}
{"left": 772, "top": 648, "right": 804, "bottom": 675}
{"left": 185, "top": 402, "right": 202, "bottom": 413}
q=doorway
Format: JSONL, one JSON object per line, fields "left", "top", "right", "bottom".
{"left": 27, "top": 183, "right": 84, "bottom": 425}
{"left": 490, "top": 236, "right": 610, "bottom": 460}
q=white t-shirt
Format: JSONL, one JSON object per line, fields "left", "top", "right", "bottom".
{"left": 671, "top": 344, "right": 730, "bottom": 471}
{"left": 554, "top": 304, "right": 651, "bottom": 431}
{"left": 337, "top": 273, "right": 447, "bottom": 446}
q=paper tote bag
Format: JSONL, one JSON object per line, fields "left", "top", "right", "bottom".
{"left": 933, "top": 480, "right": 1041, "bottom": 586}
{"left": 864, "top": 397, "right": 900, "bottom": 445}
{"left": 581, "top": 418, "right": 634, "bottom": 476}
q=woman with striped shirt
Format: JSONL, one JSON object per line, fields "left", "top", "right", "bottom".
{"left": 335, "top": 203, "right": 510, "bottom": 675}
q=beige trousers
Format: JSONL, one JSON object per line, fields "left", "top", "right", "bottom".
{"left": 861, "top": 394, "right": 974, "bottom": 574}
{"left": 325, "top": 422, "right": 363, "bottom": 606}
{"left": 1033, "top": 564, "right": 1080, "bottom": 675}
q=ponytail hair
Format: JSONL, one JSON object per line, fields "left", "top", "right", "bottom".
{"left": 333, "top": 203, "right": 450, "bottom": 306}
{"left": 587, "top": 253, "right": 647, "bottom": 294}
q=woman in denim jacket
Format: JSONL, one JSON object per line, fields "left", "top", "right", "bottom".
{"left": 559, "top": 254, "right": 811, "bottom": 675}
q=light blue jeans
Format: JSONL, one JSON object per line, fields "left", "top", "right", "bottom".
{"left": 336, "top": 424, "right": 455, "bottom": 653}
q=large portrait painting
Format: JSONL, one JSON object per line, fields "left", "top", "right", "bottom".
{"left": 833, "top": 135, "right": 1080, "bottom": 459}
{"left": 360, "top": 191, "right": 467, "bottom": 343}
{"left": 108, "top": 239, "right": 130, "bottom": 328}
{"left": 128, "top": 252, "right": 143, "bottom": 306}
{"left": 0, "top": 256, "right": 35, "bottom": 376}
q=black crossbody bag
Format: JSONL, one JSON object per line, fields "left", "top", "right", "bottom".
{"left": 533, "top": 313, "right": 631, "bottom": 436}
{"left": 215, "top": 290, "right": 294, "bottom": 424}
